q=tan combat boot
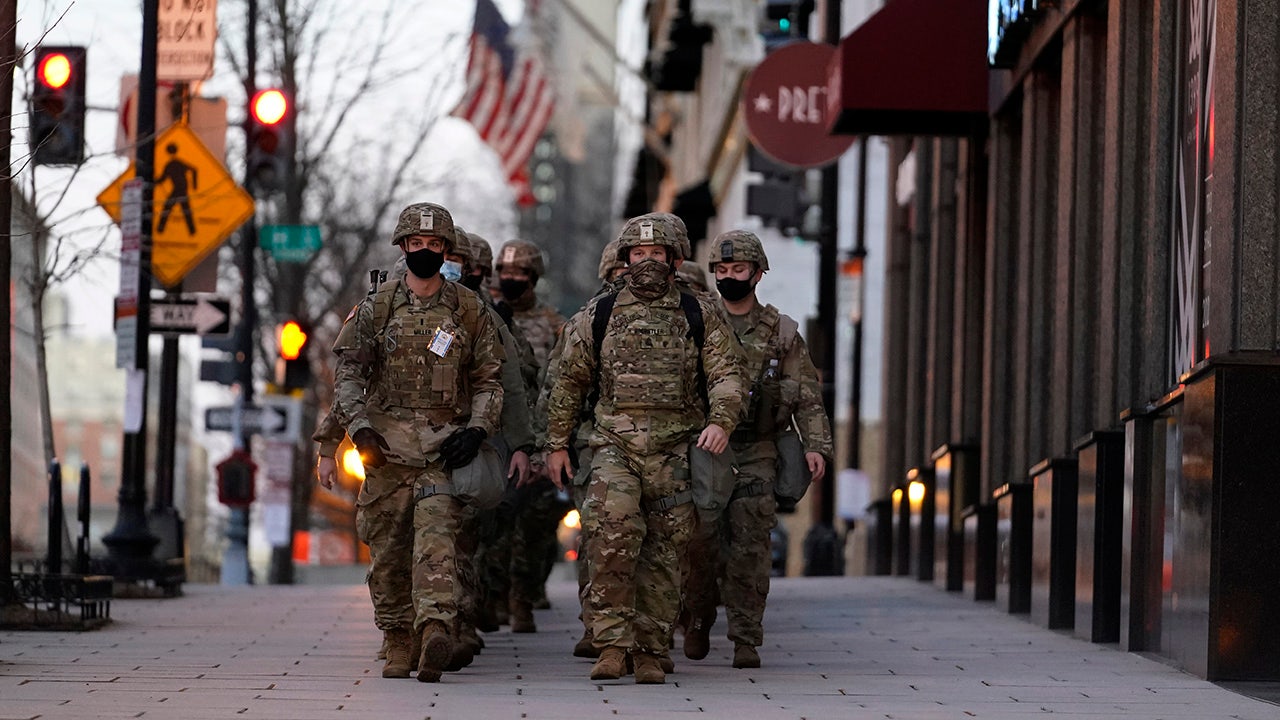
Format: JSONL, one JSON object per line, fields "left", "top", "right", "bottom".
{"left": 658, "top": 650, "right": 675, "bottom": 674}
{"left": 589, "top": 647, "right": 627, "bottom": 680}
{"left": 573, "top": 627, "right": 600, "bottom": 658}
{"left": 416, "top": 621, "right": 453, "bottom": 683}
{"left": 683, "top": 617, "right": 710, "bottom": 660}
{"left": 510, "top": 598, "right": 537, "bottom": 633}
{"left": 381, "top": 627, "right": 414, "bottom": 679}
{"left": 732, "top": 644, "right": 761, "bottom": 669}
{"left": 632, "top": 651, "right": 666, "bottom": 684}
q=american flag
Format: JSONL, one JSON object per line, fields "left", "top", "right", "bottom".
{"left": 452, "top": 0, "right": 555, "bottom": 207}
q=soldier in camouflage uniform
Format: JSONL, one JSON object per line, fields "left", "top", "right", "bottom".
{"left": 495, "top": 239, "right": 568, "bottom": 632}
{"left": 546, "top": 215, "right": 747, "bottom": 684}
{"left": 445, "top": 227, "right": 536, "bottom": 669}
{"left": 536, "top": 239, "right": 629, "bottom": 660}
{"left": 326, "top": 202, "right": 504, "bottom": 683}
{"left": 680, "top": 230, "right": 833, "bottom": 669}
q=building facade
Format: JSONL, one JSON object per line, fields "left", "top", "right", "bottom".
{"left": 828, "top": 0, "right": 1280, "bottom": 681}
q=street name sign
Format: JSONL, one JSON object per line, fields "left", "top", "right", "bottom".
{"left": 151, "top": 295, "right": 232, "bottom": 336}
{"left": 204, "top": 396, "right": 301, "bottom": 439}
{"left": 260, "top": 224, "right": 322, "bottom": 263}
{"left": 97, "top": 123, "right": 254, "bottom": 288}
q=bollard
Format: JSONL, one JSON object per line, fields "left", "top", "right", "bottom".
{"left": 78, "top": 464, "right": 92, "bottom": 575}
{"left": 47, "top": 459, "right": 63, "bottom": 574}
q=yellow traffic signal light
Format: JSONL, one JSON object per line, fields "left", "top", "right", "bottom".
{"left": 278, "top": 320, "right": 307, "bottom": 360}
{"left": 274, "top": 320, "right": 311, "bottom": 391}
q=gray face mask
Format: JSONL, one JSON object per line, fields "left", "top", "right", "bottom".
{"left": 441, "top": 260, "right": 463, "bottom": 283}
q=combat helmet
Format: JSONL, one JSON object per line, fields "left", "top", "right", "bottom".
{"left": 598, "top": 239, "right": 626, "bottom": 280}
{"left": 451, "top": 226, "right": 475, "bottom": 268}
{"left": 708, "top": 229, "right": 769, "bottom": 272}
{"left": 468, "top": 231, "right": 494, "bottom": 274}
{"left": 652, "top": 212, "right": 691, "bottom": 261}
{"left": 677, "top": 263, "right": 710, "bottom": 293}
{"left": 495, "top": 239, "right": 546, "bottom": 278}
{"left": 391, "top": 202, "right": 457, "bottom": 251}
{"left": 615, "top": 213, "right": 682, "bottom": 262}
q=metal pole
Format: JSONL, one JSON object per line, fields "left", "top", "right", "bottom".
{"left": 848, "top": 137, "right": 869, "bottom": 470}
{"left": 77, "top": 464, "right": 91, "bottom": 575}
{"left": 103, "top": 0, "right": 160, "bottom": 577}
{"left": 0, "top": 0, "right": 18, "bottom": 604}
{"left": 46, "top": 460, "right": 62, "bottom": 574}
{"left": 802, "top": 0, "right": 842, "bottom": 576}
{"left": 223, "top": 0, "right": 258, "bottom": 585}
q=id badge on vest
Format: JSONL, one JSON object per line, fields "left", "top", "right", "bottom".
{"left": 429, "top": 327, "right": 454, "bottom": 357}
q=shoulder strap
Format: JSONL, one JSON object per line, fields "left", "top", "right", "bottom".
{"left": 591, "top": 292, "right": 618, "bottom": 364}
{"left": 774, "top": 309, "right": 799, "bottom": 353}
{"left": 369, "top": 277, "right": 401, "bottom": 337}
{"left": 678, "top": 292, "right": 704, "bottom": 349}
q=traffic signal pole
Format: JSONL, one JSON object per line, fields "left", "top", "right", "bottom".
{"left": 1, "top": 0, "right": 17, "bottom": 606}
{"left": 222, "top": 0, "right": 259, "bottom": 586}
{"left": 102, "top": 0, "right": 161, "bottom": 578}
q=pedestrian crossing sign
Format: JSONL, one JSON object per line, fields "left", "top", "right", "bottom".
{"left": 97, "top": 123, "right": 255, "bottom": 288}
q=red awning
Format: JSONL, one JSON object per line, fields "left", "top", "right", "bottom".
{"left": 827, "top": 0, "right": 988, "bottom": 136}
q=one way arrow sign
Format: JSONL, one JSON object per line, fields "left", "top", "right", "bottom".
{"left": 204, "top": 397, "right": 301, "bottom": 439}
{"left": 151, "top": 295, "right": 232, "bottom": 336}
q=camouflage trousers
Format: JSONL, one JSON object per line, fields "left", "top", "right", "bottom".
{"left": 510, "top": 481, "right": 561, "bottom": 606}
{"left": 355, "top": 462, "right": 463, "bottom": 633}
{"left": 584, "top": 443, "right": 694, "bottom": 654}
{"left": 682, "top": 451, "right": 777, "bottom": 647}
{"left": 573, "top": 441, "right": 596, "bottom": 629}
{"left": 455, "top": 504, "right": 483, "bottom": 631}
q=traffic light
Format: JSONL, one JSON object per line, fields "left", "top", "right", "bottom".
{"left": 761, "top": 0, "right": 814, "bottom": 48}
{"left": 247, "top": 88, "right": 290, "bottom": 194}
{"left": 745, "top": 144, "right": 808, "bottom": 233}
{"left": 29, "top": 46, "right": 87, "bottom": 165}
{"left": 274, "top": 319, "right": 311, "bottom": 391}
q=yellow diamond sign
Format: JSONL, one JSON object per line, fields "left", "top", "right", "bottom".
{"left": 97, "top": 123, "right": 254, "bottom": 288}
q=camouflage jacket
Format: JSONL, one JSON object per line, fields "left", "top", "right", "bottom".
{"left": 507, "top": 297, "right": 566, "bottom": 373}
{"left": 546, "top": 284, "right": 747, "bottom": 455}
{"left": 726, "top": 302, "right": 833, "bottom": 460}
{"left": 329, "top": 277, "right": 503, "bottom": 465}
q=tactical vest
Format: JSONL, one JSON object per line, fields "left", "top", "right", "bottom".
{"left": 368, "top": 279, "right": 483, "bottom": 412}
{"left": 592, "top": 292, "right": 704, "bottom": 412}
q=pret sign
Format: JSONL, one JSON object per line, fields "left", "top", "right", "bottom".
{"left": 742, "top": 41, "right": 854, "bottom": 169}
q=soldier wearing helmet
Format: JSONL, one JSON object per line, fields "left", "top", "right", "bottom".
{"left": 545, "top": 213, "right": 747, "bottom": 684}
{"left": 492, "top": 239, "right": 567, "bottom": 632}
{"left": 321, "top": 202, "right": 505, "bottom": 683}
{"left": 679, "top": 229, "right": 833, "bottom": 671}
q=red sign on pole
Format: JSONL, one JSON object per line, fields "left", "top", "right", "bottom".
{"left": 741, "top": 41, "right": 855, "bottom": 169}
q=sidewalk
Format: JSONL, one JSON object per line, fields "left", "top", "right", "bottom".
{"left": 1, "top": 575, "right": 1275, "bottom": 719}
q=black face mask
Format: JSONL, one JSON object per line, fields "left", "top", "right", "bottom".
{"left": 461, "top": 273, "right": 485, "bottom": 292}
{"left": 405, "top": 247, "right": 444, "bottom": 279}
{"left": 499, "top": 278, "right": 530, "bottom": 301}
{"left": 716, "top": 276, "right": 754, "bottom": 302}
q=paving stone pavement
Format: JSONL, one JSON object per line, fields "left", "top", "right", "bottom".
{"left": 1, "top": 576, "right": 1276, "bottom": 719}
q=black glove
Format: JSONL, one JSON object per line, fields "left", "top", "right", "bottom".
{"left": 440, "top": 427, "right": 487, "bottom": 469}
{"left": 351, "top": 428, "right": 390, "bottom": 469}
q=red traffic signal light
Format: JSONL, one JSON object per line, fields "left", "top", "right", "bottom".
{"left": 29, "top": 46, "right": 86, "bottom": 166}
{"left": 37, "top": 52, "right": 73, "bottom": 90}
{"left": 250, "top": 89, "right": 288, "bottom": 125}
{"left": 247, "top": 88, "right": 290, "bottom": 194}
